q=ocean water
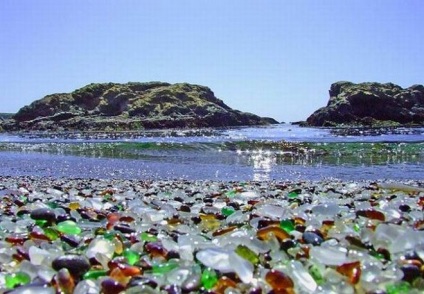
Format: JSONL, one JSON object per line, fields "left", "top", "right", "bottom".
{"left": 0, "top": 124, "right": 423, "bottom": 181}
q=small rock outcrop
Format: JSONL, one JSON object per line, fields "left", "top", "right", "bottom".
{"left": 306, "top": 81, "right": 424, "bottom": 126}
{"left": 2, "top": 82, "right": 277, "bottom": 131}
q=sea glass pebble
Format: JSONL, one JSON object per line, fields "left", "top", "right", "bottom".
{"left": 52, "top": 254, "right": 91, "bottom": 278}
{"left": 56, "top": 220, "right": 82, "bottom": 235}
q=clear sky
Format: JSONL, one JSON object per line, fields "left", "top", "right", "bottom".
{"left": 1, "top": 1, "right": 423, "bottom": 122}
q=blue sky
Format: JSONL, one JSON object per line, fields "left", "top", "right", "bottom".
{"left": 1, "top": 1, "right": 423, "bottom": 122}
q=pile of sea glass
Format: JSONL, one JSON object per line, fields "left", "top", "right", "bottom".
{"left": 0, "top": 176, "right": 423, "bottom": 293}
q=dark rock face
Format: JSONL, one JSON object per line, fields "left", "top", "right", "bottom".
{"left": 3, "top": 82, "right": 277, "bottom": 131}
{"left": 306, "top": 81, "right": 424, "bottom": 126}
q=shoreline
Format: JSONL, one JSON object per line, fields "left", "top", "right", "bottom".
{"left": 1, "top": 176, "right": 424, "bottom": 293}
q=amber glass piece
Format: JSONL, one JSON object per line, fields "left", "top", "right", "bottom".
{"left": 118, "top": 264, "right": 141, "bottom": 276}
{"left": 356, "top": 209, "right": 385, "bottom": 221}
{"left": 414, "top": 219, "right": 424, "bottom": 230}
{"left": 417, "top": 197, "right": 424, "bottom": 208}
{"left": 106, "top": 222, "right": 114, "bottom": 231}
{"left": 265, "top": 269, "right": 294, "bottom": 291}
{"left": 212, "top": 226, "right": 238, "bottom": 237}
{"left": 108, "top": 260, "right": 141, "bottom": 277}
{"left": 401, "top": 259, "right": 422, "bottom": 267}
{"left": 336, "top": 261, "right": 361, "bottom": 284}
{"left": 56, "top": 268, "right": 75, "bottom": 294}
{"left": 107, "top": 213, "right": 121, "bottom": 225}
{"left": 294, "top": 217, "right": 306, "bottom": 225}
{"left": 320, "top": 222, "right": 334, "bottom": 239}
{"left": 296, "top": 245, "right": 310, "bottom": 259}
{"left": 109, "top": 268, "right": 131, "bottom": 285}
{"left": 214, "top": 276, "right": 238, "bottom": 294}
{"left": 199, "top": 214, "right": 220, "bottom": 231}
{"left": 68, "top": 202, "right": 80, "bottom": 210}
{"left": 113, "top": 237, "right": 124, "bottom": 255}
{"left": 167, "top": 217, "right": 182, "bottom": 225}
{"left": 101, "top": 188, "right": 115, "bottom": 196}
{"left": 257, "top": 225, "right": 290, "bottom": 241}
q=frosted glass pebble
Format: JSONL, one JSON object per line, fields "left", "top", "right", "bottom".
{"left": 371, "top": 223, "right": 401, "bottom": 248}
{"left": 255, "top": 204, "right": 288, "bottom": 219}
{"left": 85, "top": 238, "right": 115, "bottom": 259}
{"left": 28, "top": 246, "right": 50, "bottom": 266}
{"left": 8, "top": 286, "right": 56, "bottom": 294}
{"left": 310, "top": 246, "right": 353, "bottom": 266}
{"left": 311, "top": 202, "right": 340, "bottom": 216}
{"left": 161, "top": 237, "right": 179, "bottom": 252}
{"left": 229, "top": 251, "right": 254, "bottom": 283}
{"left": 196, "top": 248, "right": 232, "bottom": 272}
{"left": 239, "top": 191, "right": 258, "bottom": 198}
{"left": 166, "top": 267, "right": 191, "bottom": 286}
{"left": 390, "top": 229, "right": 424, "bottom": 254}
{"left": 289, "top": 260, "right": 317, "bottom": 292}
{"left": 73, "top": 280, "right": 101, "bottom": 294}
{"left": 226, "top": 211, "right": 248, "bottom": 224}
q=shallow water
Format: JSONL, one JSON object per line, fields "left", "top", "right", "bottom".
{"left": 0, "top": 124, "right": 423, "bottom": 181}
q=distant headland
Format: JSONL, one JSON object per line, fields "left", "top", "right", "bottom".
{"left": 1, "top": 81, "right": 423, "bottom": 132}
{"left": 0, "top": 82, "right": 277, "bottom": 132}
{"left": 305, "top": 81, "right": 424, "bottom": 127}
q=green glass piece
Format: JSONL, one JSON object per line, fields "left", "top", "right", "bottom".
{"left": 56, "top": 220, "right": 82, "bottom": 235}
{"left": 124, "top": 248, "right": 140, "bottom": 265}
{"left": 152, "top": 260, "right": 178, "bottom": 274}
{"left": 225, "top": 190, "right": 237, "bottom": 197}
{"left": 103, "top": 230, "right": 117, "bottom": 240}
{"left": 141, "top": 232, "right": 158, "bottom": 242}
{"left": 221, "top": 207, "right": 235, "bottom": 217}
{"left": 43, "top": 227, "right": 59, "bottom": 240}
{"left": 287, "top": 191, "right": 299, "bottom": 198}
{"left": 235, "top": 245, "right": 259, "bottom": 265}
{"left": 386, "top": 281, "right": 411, "bottom": 294}
{"left": 83, "top": 270, "right": 108, "bottom": 280}
{"left": 35, "top": 220, "right": 48, "bottom": 227}
{"left": 5, "top": 272, "right": 31, "bottom": 289}
{"left": 280, "top": 219, "right": 295, "bottom": 233}
{"left": 103, "top": 194, "right": 112, "bottom": 201}
{"left": 308, "top": 265, "right": 324, "bottom": 285}
{"left": 370, "top": 250, "right": 385, "bottom": 260}
{"left": 95, "top": 227, "right": 107, "bottom": 236}
{"left": 201, "top": 267, "right": 218, "bottom": 290}
{"left": 353, "top": 223, "right": 361, "bottom": 233}
{"left": 47, "top": 201, "right": 59, "bottom": 209}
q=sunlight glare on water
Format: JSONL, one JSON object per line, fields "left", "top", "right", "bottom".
{"left": 0, "top": 124, "right": 423, "bottom": 181}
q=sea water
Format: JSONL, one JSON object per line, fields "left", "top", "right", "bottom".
{"left": 0, "top": 124, "right": 422, "bottom": 181}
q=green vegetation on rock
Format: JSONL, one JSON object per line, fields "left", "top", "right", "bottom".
{"left": 3, "top": 82, "right": 277, "bottom": 132}
{"left": 306, "top": 81, "right": 424, "bottom": 127}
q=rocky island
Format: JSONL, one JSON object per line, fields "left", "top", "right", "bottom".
{"left": 1, "top": 82, "right": 277, "bottom": 132}
{"left": 306, "top": 81, "right": 424, "bottom": 127}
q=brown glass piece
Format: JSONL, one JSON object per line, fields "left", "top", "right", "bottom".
{"left": 265, "top": 269, "right": 294, "bottom": 292}
{"left": 336, "top": 261, "right": 362, "bottom": 284}
{"left": 257, "top": 225, "right": 290, "bottom": 241}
